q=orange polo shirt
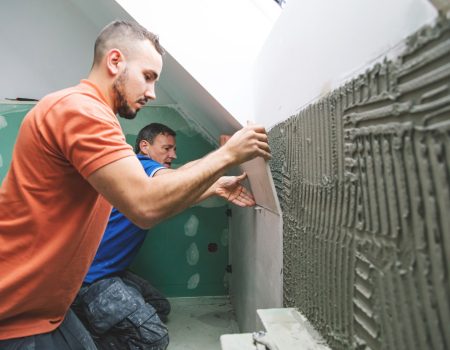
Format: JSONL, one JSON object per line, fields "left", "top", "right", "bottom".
{"left": 0, "top": 80, "right": 135, "bottom": 339}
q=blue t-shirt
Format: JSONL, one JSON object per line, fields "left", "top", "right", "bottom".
{"left": 84, "top": 154, "right": 165, "bottom": 284}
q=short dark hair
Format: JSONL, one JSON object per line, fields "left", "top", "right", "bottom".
{"left": 134, "top": 123, "right": 176, "bottom": 154}
{"left": 93, "top": 20, "right": 165, "bottom": 67}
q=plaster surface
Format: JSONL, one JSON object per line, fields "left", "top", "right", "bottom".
{"left": 230, "top": 203, "right": 283, "bottom": 332}
{"left": 115, "top": 0, "right": 281, "bottom": 125}
{"left": 254, "top": 0, "right": 438, "bottom": 128}
{"left": 269, "top": 16, "right": 450, "bottom": 349}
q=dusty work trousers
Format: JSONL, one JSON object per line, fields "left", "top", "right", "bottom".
{"left": 72, "top": 271, "right": 170, "bottom": 350}
{"left": 0, "top": 309, "right": 97, "bottom": 349}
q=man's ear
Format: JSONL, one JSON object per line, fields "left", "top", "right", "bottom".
{"left": 106, "top": 49, "right": 124, "bottom": 76}
{"left": 139, "top": 140, "right": 148, "bottom": 153}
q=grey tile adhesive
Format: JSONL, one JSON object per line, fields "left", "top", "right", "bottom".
{"left": 268, "top": 15, "right": 450, "bottom": 350}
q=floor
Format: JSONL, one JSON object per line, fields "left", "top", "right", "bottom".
{"left": 166, "top": 296, "right": 240, "bottom": 350}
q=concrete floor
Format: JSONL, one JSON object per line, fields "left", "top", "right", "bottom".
{"left": 166, "top": 296, "right": 239, "bottom": 350}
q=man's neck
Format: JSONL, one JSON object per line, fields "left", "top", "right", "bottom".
{"left": 87, "top": 70, "right": 116, "bottom": 114}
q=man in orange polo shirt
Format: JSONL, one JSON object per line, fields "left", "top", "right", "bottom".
{"left": 0, "top": 20, "right": 270, "bottom": 349}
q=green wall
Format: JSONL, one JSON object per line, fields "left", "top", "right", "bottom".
{"left": 0, "top": 103, "right": 230, "bottom": 297}
{"left": 0, "top": 103, "right": 34, "bottom": 180}
{"left": 121, "top": 107, "right": 230, "bottom": 297}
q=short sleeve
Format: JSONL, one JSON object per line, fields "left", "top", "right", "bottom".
{"left": 141, "top": 158, "right": 165, "bottom": 177}
{"left": 49, "top": 94, "right": 135, "bottom": 178}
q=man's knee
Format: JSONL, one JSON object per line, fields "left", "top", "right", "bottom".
{"left": 80, "top": 277, "right": 141, "bottom": 334}
{"left": 121, "top": 272, "right": 171, "bottom": 321}
{"left": 76, "top": 277, "right": 169, "bottom": 349}
{"left": 119, "top": 303, "right": 169, "bottom": 349}
{"left": 154, "top": 298, "right": 171, "bottom": 321}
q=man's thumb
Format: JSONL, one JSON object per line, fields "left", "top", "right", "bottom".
{"left": 237, "top": 172, "right": 247, "bottom": 181}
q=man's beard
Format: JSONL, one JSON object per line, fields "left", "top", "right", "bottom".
{"left": 113, "top": 69, "right": 138, "bottom": 120}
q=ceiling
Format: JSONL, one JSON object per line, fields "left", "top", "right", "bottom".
{"left": 0, "top": 0, "right": 241, "bottom": 145}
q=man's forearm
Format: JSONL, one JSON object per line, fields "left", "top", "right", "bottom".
{"left": 129, "top": 147, "right": 234, "bottom": 228}
{"left": 154, "top": 157, "right": 221, "bottom": 205}
{"left": 88, "top": 150, "right": 230, "bottom": 228}
{"left": 88, "top": 124, "right": 270, "bottom": 229}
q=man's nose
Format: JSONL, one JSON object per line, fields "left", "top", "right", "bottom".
{"left": 169, "top": 149, "right": 177, "bottom": 159}
{"left": 144, "top": 84, "right": 156, "bottom": 100}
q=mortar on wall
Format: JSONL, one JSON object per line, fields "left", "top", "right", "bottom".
{"left": 268, "top": 15, "right": 450, "bottom": 350}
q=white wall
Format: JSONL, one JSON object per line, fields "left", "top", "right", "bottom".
{"left": 254, "top": 0, "right": 438, "bottom": 129}
{"left": 0, "top": 0, "right": 134, "bottom": 100}
{"left": 230, "top": 206, "right": 283, "bottom": 332}
{"left": 115, "top": 0, "right": 281, "bottom": 126}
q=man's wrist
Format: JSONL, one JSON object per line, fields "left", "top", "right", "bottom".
{"left": 216, "top": 145, "right": 237, "bottom": 168}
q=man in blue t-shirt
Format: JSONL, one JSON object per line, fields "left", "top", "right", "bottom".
{"left": 72, "top": 123, "right": 255, "bottom": 350}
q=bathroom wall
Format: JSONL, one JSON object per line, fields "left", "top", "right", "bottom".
{"left": 229, "top": 197, "right": 283, "bottom": 332}
{"left": 0, "top": 103, "right": 34, "bottom": 180}
{"left": 124, "top": 107, "right": 231, "bottom": 297}
{"left": 254, "top": 0, "right": 438, "bottom": 128}
{"left": 258, "top": 6, "right": 449, "bottom": 350}
{"left": 229, "top": 0, "right": 443, "bottom": 335}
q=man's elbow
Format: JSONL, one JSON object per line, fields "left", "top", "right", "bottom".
{"left": 128, "top": 207, "right": 160, "bottom": 229}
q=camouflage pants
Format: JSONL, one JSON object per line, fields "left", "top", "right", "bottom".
{"left": 72, "top": 271, "right": 170, "bottom": 350}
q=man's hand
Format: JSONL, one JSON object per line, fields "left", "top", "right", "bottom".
{"left": 222, "top": 124, "right": 271, "bottom": 165}
{"left": 214, "top": 173, "right": 255, "bottom": 207}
